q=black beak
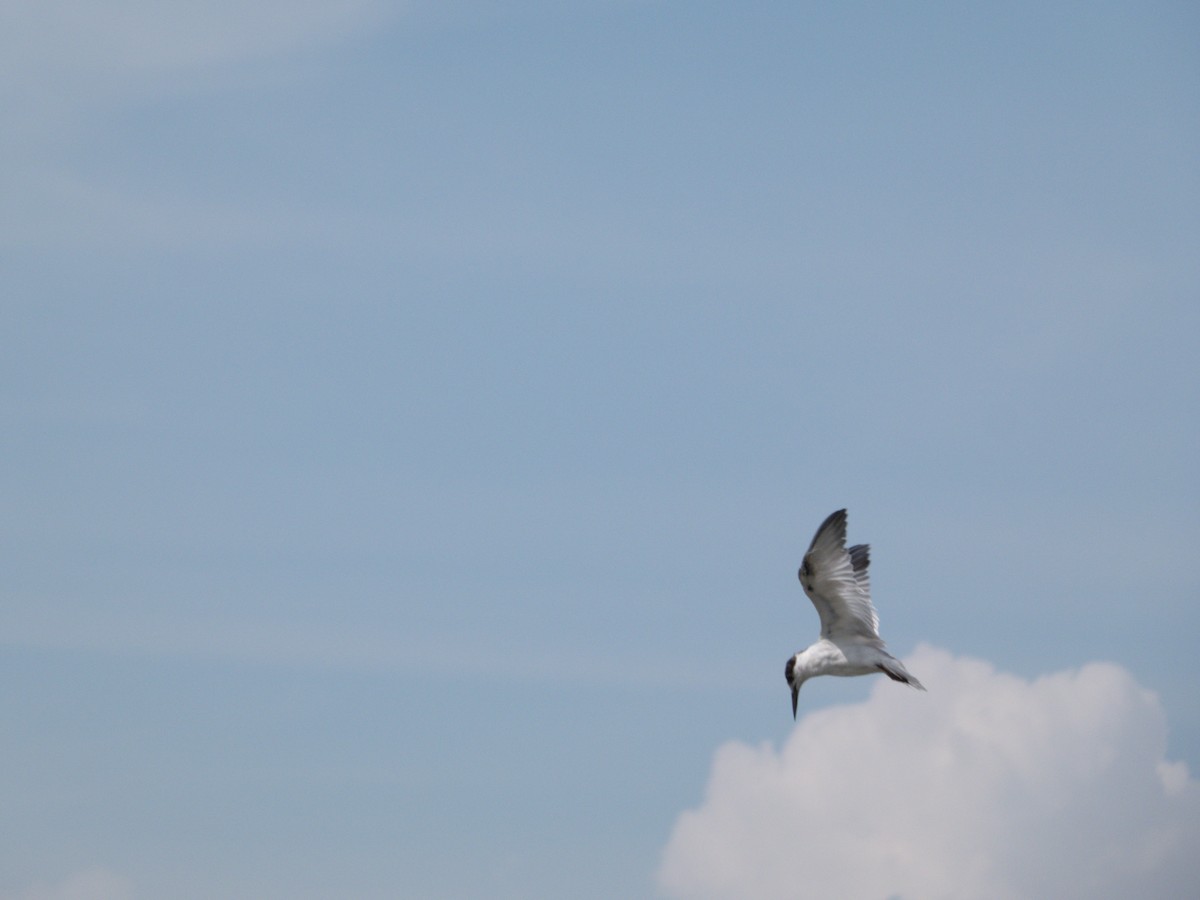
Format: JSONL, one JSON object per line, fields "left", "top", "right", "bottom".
{"left": 791, "top": 683, "right": 799, "bottom": 719}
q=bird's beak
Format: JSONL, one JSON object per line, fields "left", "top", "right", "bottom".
{"left": 791, "top": 683, "right": 799, "bottom": 720}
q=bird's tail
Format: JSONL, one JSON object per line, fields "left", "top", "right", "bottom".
{"left": 877, "top": 656, "right": 926, "bottom": 691}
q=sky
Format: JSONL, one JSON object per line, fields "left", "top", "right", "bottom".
{"left": 2, "top": 1, "right": 1198, "bottom": 897}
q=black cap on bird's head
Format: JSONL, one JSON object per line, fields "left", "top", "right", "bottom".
{"left": 784, "top": 655, "right": 800, "bottom": 719}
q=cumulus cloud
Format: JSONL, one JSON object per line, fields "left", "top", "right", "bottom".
{"left": 3, "top": 868, "right": 133, "bottom": 900}
{"left": 658, "top": 646, "right": 1200, "bottom": 900}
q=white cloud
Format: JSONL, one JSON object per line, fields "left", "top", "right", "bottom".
{"left": 3, "top": 868, "right": 133, "bottom": 900}
{"left": 658, "top": 646, "right": 1200, "bottom": 900}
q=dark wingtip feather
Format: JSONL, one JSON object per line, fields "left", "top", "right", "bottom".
{"left": 848, "top": 543, "right": 870, "bottom": 574}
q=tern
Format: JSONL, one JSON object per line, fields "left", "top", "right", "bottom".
{"left": 785, "top": 509, "right": 925, "bottom": 718}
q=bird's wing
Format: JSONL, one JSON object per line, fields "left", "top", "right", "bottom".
{"left": 798, "top": 509, "right": 881, "bottom": 640}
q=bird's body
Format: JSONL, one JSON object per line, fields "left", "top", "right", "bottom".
{"left": 786, "top": 509, "right": 925, "bottom": 717}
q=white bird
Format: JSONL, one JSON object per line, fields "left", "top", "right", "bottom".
{"left": 786, "top": 509, "right": 925, "bottom": 718}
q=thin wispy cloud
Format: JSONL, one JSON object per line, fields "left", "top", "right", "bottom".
{"left": 2, "top": 1, "right": 393, "bottom": 250}
{"left": 2, "top": 868, "right": 133, "bottom": 900}
{"left": 1, "top": 1, "right": 387, "bottom": 83}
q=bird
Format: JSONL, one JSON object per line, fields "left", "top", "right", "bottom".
{"left": 785, "top": 509, "right": 925, "bottom": 718}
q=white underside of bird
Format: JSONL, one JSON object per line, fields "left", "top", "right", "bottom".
{"left": 786, "top": 509, "right": 925, "bottom": 718}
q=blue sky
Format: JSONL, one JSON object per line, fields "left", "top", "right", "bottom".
{"left": 3, "top": 2, "right": 1198, "bottom": 897}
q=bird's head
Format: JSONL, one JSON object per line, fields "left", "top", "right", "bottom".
{"left": 784, "top": 653, "right": 803, "bottom": 719}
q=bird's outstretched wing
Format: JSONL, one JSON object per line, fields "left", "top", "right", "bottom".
{"left": 797, "top": 509, "right": 881, "bottom": 640}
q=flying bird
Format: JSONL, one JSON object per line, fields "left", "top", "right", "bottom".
{"left": 785, "top": 509, "right": 925, "bottom": 718}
